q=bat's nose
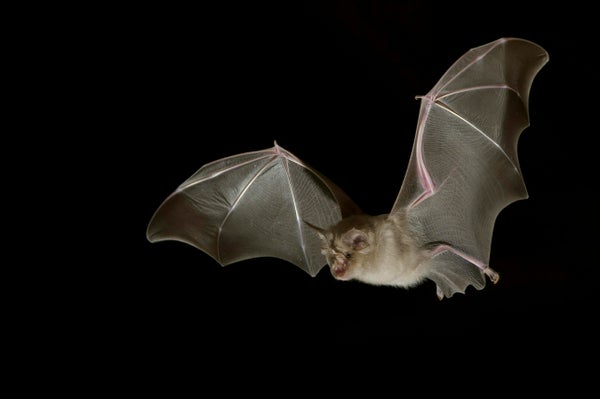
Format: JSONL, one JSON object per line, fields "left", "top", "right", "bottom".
{"left": 334, "top": 254, "right": 348, "bottom": 266}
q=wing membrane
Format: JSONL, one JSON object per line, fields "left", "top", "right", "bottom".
{"left": 147, "top": 142, "right": 361, "bottom": 276}
{"left": 391, "top": 38, "right": 549, "bottom": 296}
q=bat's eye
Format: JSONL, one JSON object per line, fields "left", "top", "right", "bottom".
{"left": 345, "top": 253, "right": 352, "bottom": 259}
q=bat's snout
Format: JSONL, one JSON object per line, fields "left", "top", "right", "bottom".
{"left": 330, "top": 255, "right": 350, "bottom": 280}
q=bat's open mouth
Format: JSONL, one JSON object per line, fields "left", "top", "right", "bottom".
{"left": 331, "top": 263, "right": 349, "bottom": 280}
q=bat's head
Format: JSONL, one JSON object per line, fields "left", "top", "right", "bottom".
{"left": 305, "top": 216, "right": 374, "bottom": 281}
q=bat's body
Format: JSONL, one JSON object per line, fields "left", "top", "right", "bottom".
{"left": 314, "top": 212, "right": 427, "bottom": 287}
{"left": 147, "top": 38, "right": 548, "bottom": 299}
{"left": 318, "top": 211, "right": 499, "bottom": 299}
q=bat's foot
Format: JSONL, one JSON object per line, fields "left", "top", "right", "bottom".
{"left": 484, "top": 267, "right": 499, "bottom": 284}
{"left": 436, "top": 285, "right": 444, "bottom": 301}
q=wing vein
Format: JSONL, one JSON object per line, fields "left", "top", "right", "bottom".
{"left": 178, "top": 153, "right": 272, "bottom": 191}
{"left": 436, "top": 40, "right": 503, "bottom": 95}
{"left": 434, "top": 99, "right": 520, "bottom": 174}
{"left": 437, "top": 84, "right": 519, "bottom": 101}
{"left": 215, "top": 155, "right": 277, "bottom": 263}
{"left": 280, "top": 156, "right": 311, "bottom": 269}
{"left": 409, "top": 99, "right": 436, "bottom": 208}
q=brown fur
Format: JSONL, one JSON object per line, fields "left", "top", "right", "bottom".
{"left": 315, "top": 211, "right": 430, "bottom": 287}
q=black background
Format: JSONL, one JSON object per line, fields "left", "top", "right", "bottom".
{"left": 62, "top": 0, "right": 596, "bottom": 371}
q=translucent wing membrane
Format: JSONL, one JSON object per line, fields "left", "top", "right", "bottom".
{"left": 147, "top": 142, "right": 360, "bottom": 276}
{"left": 392, "top": 38, "right": 549, "bottom": 297}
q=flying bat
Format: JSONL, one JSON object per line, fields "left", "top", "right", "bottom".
{"left": 147, "top": 37, "right": 549, "bottom": 299}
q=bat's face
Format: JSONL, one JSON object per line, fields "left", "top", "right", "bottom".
{"left": 320, "top": 245, "right": 354, "bottom": 280}
{"left": 316, "top": 227, "right": 371, "bottom": 281}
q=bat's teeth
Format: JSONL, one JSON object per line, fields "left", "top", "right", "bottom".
{"left": 331, "top": 263, "right": 348, "bottom": 279}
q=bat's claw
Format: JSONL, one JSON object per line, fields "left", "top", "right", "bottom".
{"left": 436, "top": 285, "right": 444, "bottom": 300}
{"left": 484, "top": 267, "right": 499, "bottom": 284}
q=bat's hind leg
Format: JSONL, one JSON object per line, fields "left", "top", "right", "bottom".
{"left": 426, "top": 242, "right": 500, "bottom": 284}
{"left": 482, "top": 266, "right": 499, "bottom": 284}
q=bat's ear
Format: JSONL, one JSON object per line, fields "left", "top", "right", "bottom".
{"left": 303, "top": 220, "right": 328, "bottom": 241}
{"left": 342, "top": 228, "right": 369, "bottom": 250}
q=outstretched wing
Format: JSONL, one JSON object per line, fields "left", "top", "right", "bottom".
{"left": 391, "top": 38, "right": 549, "bottom": 298}
{"left": 147, "top": 142, "right": 361, "bottom": 277}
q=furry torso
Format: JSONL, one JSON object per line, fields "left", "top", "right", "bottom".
{"left": 319, "top": 211, "right": 430, "bottom": 288}
{"left": 353, "top": 213, "right": 429, "bottom": 287}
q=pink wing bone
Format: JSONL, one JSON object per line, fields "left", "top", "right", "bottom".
{"left": 410, "top": 49, "right": 521, "bottom": 280}
{"left": 408, "top": 97, "right": 436, "bottom": 208}
{"left": 224, "top": 141, "right": 347, "bottom": 271}
{"left": 407, "top": 95, "right": 458, "bottom": 208}
{"left": 211, "top": 142, "right": 310, "bottom": 264}
{"left": 274, "top": 142, "right": 313, "bottom": 268}
{"left": 175, "top": 150, "right": 276, "bottom": 264}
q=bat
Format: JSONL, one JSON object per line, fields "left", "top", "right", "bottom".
{"left": 147, "top": 37, "right": 549, "bottom": 299}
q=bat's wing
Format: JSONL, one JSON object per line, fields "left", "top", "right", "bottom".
{"left": 390, "top": 38, "right": 549, "bottom": 298}
{"left": 147, "top": 142, "right": 361, "bottom": 277}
